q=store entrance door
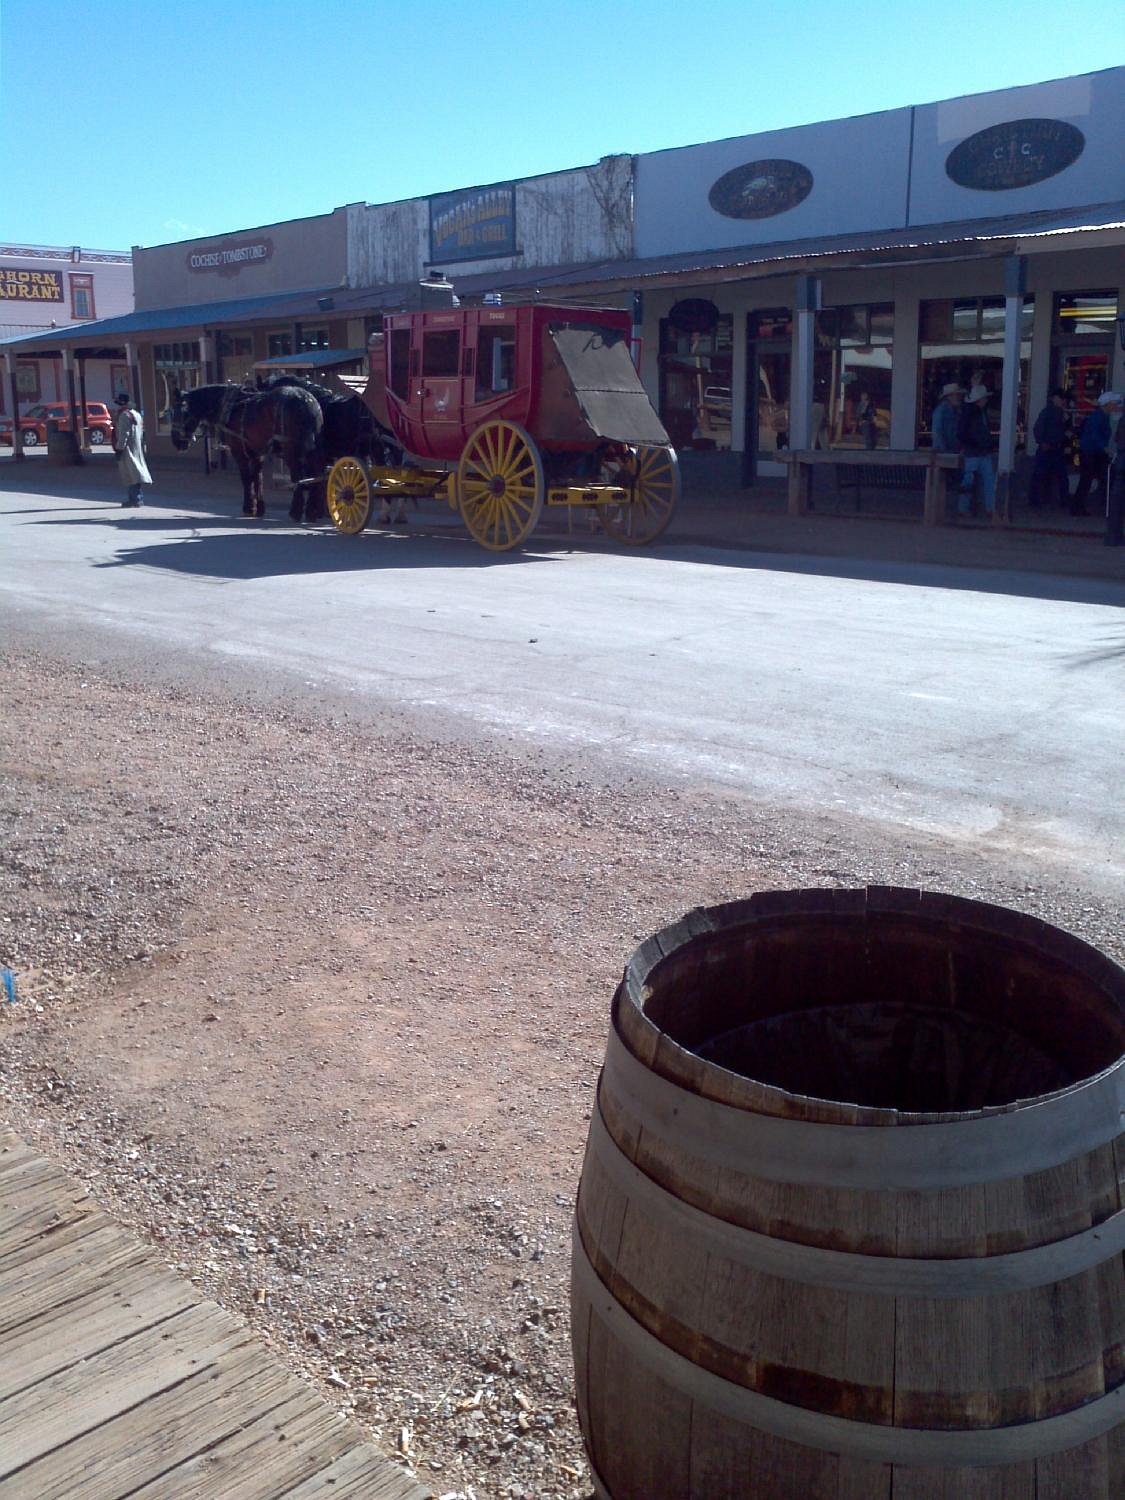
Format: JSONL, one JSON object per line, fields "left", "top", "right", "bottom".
{"left": 1053, "top": 346, "right": 1110, "bottom": 414}
{"left": 743, "top": 308, "right": 793, "bottom": 484}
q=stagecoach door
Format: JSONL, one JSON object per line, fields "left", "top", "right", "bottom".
{"left": 419, "top": 322, "right": 464, "bottom": 460}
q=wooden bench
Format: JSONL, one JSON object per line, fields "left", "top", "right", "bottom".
{"left": 781, "top": 449, "right": 960, "bottom": 526}
{"left": 835, "top": 460, "right": 927, "bottom": 512}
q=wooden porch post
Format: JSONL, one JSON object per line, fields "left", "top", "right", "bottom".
{"left": 996, "top": 256, "right": 1026, "bottom": 525}
{"left": 5, "top": 350, "right": 24, "bottom": 463}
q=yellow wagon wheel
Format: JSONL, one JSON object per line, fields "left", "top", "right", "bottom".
{"left": 457, "top": 421, "right": 544, "bottom": 551}
{"left": 326, "top": 456, "right": 372, "bottom": 535}
{"left": 601, "top": 444, "right": 681, "bottom": 545}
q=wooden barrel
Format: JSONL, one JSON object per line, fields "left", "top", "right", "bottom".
{"left": 572, "top": 888, "right": 1125, "bottom": 1499}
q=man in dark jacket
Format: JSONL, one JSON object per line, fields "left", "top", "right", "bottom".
{"left": 1027, "top": 388, "right": 1070, "bottom": 508}
{"left": 956, "top": 383, "right": 995, "bottom": 517}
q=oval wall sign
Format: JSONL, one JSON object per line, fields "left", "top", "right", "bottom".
{"left": 945, "top": 118, "right": 1085, "bottom": 191}
{"left": 708, "top": 159, "right": 813, "bottom": 219}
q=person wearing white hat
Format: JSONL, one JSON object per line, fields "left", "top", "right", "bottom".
{"left": 955, "top": 383, "right": 996, "bottom": 517}
{"left": 931, "top": 382, "right": 963, "bottom": 455}
{"left": 1071, "top": 390, "right": 1123, "bottom": 516}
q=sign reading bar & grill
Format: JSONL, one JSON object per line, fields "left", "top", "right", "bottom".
{"left": 185, "top": 239, "right": 274, "bottom": 277}
{"left": 0, "top": 267, "right": 63, "bottom": 302}
{"left": 430, "top": 186, "right": 516, "bottom": 263}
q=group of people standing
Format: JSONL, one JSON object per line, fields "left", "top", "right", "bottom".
{"left": 930, "top": 382, "right": 1123, "bottom": 519}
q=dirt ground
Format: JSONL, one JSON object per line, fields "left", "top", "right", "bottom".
{"left": 2, "top": 645, "right": 1121, "bottom": 1499}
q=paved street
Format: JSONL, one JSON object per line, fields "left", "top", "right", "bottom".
{"left": 2, "top": 478, "right": 1123, "bottom": 892}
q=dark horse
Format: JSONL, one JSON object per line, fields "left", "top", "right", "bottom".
{"left": 257, "top": 374, "right": 404, "bottom": 523}
{"left": 170, "top": 383, "right": 324, "bottom": 518}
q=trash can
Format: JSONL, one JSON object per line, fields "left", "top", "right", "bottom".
{"left": 46, "top": 418, "right": 83, "bottom": 466}
{"left": 573, "top": 888, "right": 1125, "bottom": 1499}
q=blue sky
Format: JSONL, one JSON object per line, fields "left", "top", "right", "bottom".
{"left": 1, "top": 0, "right": 1119, "bottom": 251}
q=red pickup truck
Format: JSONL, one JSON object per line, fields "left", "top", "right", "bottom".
{"left": 0, "top": 400, "right": 115, "bottom": 448}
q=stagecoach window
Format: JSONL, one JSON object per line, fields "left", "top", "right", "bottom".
{"left": 476, "top": 325, "right": 516, "bottom": 398}
{"left": 422, "top": 330, "right": 461, "bottom": 377}
{"left": 389, "top": 329, "right": 411, "bottom": 398}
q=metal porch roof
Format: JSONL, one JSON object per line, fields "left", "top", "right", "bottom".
{"left": 253, "top": 347, "right": 368, "bottom": 371}
{"left": 446, "top": 199, "right": 1125, "bottom": 300}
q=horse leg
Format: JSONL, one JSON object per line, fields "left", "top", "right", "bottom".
{"left": 253, "top": 459, "right": 265, "bottom": 518}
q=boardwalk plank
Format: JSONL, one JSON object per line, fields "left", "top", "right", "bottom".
{"left": 0, "top": 1128, "right": 430, "bottom": 1500}
{"left": 0, "top": 1264, "right": 197, "bottom": 1400}
{"left": 5, "top": 1345, "right": 292, "bottom": 1500}
{"left": 0, "top": 1302, "right": 248, "bottom": 1473}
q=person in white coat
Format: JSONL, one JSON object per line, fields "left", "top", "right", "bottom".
{"left": 112, "top": 392, "right": 152, "bottom": 507}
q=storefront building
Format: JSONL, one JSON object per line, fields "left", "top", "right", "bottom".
{"left": 5, "top": 71, "right": 1121, "bottom": 494}
{"left": 0, "top": 242, "right": 132, "bottom": 431}
{"left": 624, "top": 66, "right": 1124, "bottom": 488}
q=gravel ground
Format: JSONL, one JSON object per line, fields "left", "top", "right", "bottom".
{"left": 1, "top": 645, "right": 1121, "bottom": 1498}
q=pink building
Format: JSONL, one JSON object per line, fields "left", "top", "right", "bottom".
{"left": 0, "top": 242, "right": 133, "bottom": 424}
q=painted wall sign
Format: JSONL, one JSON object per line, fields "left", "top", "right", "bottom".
{"left": 708, "top": 159, "right": 814, "bottom": 219}
{"left": 185, "top": 238, "right": 274, "bottom": 276}
{"left": 0, "top": 267, "right": 63, "bottom": 302}
{"left": 430, "top": 185, "right": 516, "bottom": 263}
{"left": 945, "top": 118, "right": 1085, "bottom": 191}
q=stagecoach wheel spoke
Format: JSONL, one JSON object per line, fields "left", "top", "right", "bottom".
{"left": 457, "top": 421, "right": 544, "bottom": 552}
{"left": 325, "top": 456, "right": 372, "bottom": 536}
{"left": 600, "top": 444, "right": 681, "bottom": 545}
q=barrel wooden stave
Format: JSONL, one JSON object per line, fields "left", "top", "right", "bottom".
{"left": 573, "top": 891, "right": 1125, "bottom": 1498}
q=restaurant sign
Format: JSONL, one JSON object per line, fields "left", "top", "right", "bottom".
{"left": 945, "top": 118, "right": 1085, "bottom": 191}
{"left": 708, "top": 159, "right": 814, "bottom": 219}
{"left": 0, "top": 267, "right": 63, "bottom": 302}
{"left": 185, "top": 238, "right": 274, "bottom": 277}
{"left": 430, "top": 185, "right": 516, "bottom": 263}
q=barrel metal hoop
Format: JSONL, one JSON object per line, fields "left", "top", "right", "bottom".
{"left": 572, "top": 1225, "right": 1125, "bottom": 1467}
{"left": 603, "top": 1025, "right": 1125, "bottom": 1190}
{"left": 587, "top": 1101, "right": 1125, "bottom": 1297}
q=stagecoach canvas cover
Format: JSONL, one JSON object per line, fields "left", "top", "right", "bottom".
{"left": 547, "top": 326, "right": 670, "bottom": 446}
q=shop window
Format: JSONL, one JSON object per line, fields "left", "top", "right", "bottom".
{"left": 749, "top": 308, "right": 791, "bottom": 340}
{"left": 16, "top": 363, "right": 40, "bottom": 400}
{"left": 813, "top": 304, "right": 894, "bottom": 449}
{"left": 422, "top": 329, "right": 460, "bottom": 377}
{"left": 1054, "top": 291, "right": 1117, "bottom": 339}
{"left": 267, "top": 331, "right": 293, "bottom": 359}
{"left": 659, "top": 312, "right": 733, "bottom": 451}
{"left": 298, "top": 326, "right": 329, "bottom": 352}
{"left": 68, "top": 273, "right": 95, "bottom": 321}
{"left": 916, "top": 296, "right": 1034, "bottom": 447}
{"left": 475, "top": 325, "right": 516, "bottom": 399}
{"left": 153, "top": 341, "right": 201, "bottom": 432}
{"left": 389, "top": 329, "right": 411, "bottom": 399}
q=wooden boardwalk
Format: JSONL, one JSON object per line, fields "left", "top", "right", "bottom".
{"left": 0, "top": 1129, "right": 430, "bottom": 1499}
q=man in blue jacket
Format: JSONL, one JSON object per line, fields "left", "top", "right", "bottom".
{"left": 1028, "top": 388, "right": 1070, "bottom": 509}
{"left": 1071, "top": 391, "right": 1122, "bottom": 516}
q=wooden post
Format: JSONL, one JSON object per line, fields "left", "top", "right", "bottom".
{"left": 77, "top": 355, "right": 90, "bottom": 451}
{"left": 790, "top": 276, "right": 819, "bottom": 452}
{"left": 996, "top": 256, "right": 1026, "bottom": 526}
{"left": 4, "top": 351, "right": 22, "bottom": 462}
{"left": 923, "top": 453, "right": 940, "bottom": 526}
{"left": 62, "top": 348, "right": 82, "bottom": 454}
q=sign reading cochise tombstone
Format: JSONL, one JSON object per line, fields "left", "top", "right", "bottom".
{"left": 430, "top": 185, "right": 516, "bottom": 263}
{"left": 945, "top": 118, "right": 1085, "bottom": 190}
{"left": 185, "top": 238, "right": 274, "bottom": 278}
{"left": 0, "top": 268, "right": 63, "bottom": 302}
{"left": 708, "top": 159, "right": 814, "bottom": 219}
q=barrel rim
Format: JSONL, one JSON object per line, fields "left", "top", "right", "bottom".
{"left": 619, "top": 887, "right": 1125, "bottom": 1126}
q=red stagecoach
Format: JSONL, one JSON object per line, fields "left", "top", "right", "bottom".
{"left": 324, "top": 303, "right": 680, "bottom": 551}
